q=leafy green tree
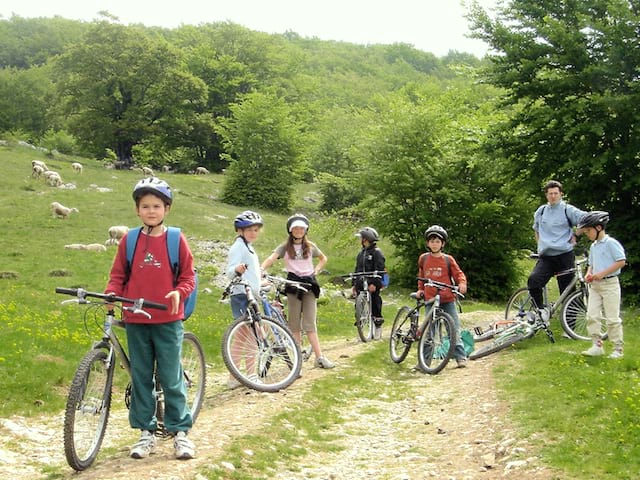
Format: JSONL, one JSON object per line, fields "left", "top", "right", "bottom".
{"left": 469, "top": 0, "right": 640, "bottom": 300}
{"left": 217, "top": 92, "right": 301, "bottom": 211}
{"left": 0, "top": 65, "right": 52, "bottom": 136}
{"left": 353, "top": 81, "right": 530, "bottom": 300}
{"left": 52, "top": 20, "right": 207, "bottom": 167}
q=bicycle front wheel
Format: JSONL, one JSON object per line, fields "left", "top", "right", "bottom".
{"left": 417, "top": 311, "right": 456, "bottom": 374}
{"left": 505, "top": 287, "right": 536, "bottom": 321}
{"left": 561, "top": 290, "right": 607, "bottom": 341}
{"left": 355, "top": 292, "right": 374, "bottom": 342}
{"left": 182, "top": 332, "right": 206, "bottom": 422}
{"left": 389, "top": 306, "right": 414, "bottom": 363}
{"left": 63, "top": 348, "right": 115, "bottom": 471}
{"left": 469, "top": 326, "right": 535, "bottom": 360}
{"left": 222, "top": 315, "right": 302, "bottom": 393}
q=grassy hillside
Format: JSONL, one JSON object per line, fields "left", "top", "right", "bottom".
{"left": 0, "top": 143, "right": 373, "bottom": 415}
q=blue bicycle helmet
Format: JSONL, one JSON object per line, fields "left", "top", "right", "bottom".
{"left": 132, "top": 177, "right": 173, "bottom": 205}
{"left": 234, "top": 210, "right": 264, "bottom": 229}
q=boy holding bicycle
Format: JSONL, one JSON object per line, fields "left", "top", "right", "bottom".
{"left": 105, "top": 177, "right": 196, "bottom": 460}
{"left": 352, "top": 227, "right": 387, "bottom": 340}
{"left": 577, "top": 211, "right": 626, "bottom": 359}
{"left": 416, "top": 225, "right": 468, "bottom": 367}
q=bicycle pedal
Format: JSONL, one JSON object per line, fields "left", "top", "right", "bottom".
{"left": 473, "top": 326, "right": 484, "bottom": 336}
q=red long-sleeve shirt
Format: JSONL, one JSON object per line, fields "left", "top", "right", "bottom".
{"left": 105, "top": 229, "right": 196, "bottom": 324}
{"left": 417, "top": 253, "right": 467, "bottom": 304}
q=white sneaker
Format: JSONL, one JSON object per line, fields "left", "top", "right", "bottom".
{"left": 173, "top": 431, "right": 195, "bottom": 460}
{"left": 582, "top": 345, "right": 605, "bottom": 356}
{"left": 538, "top": 307, "right": 550, "bottom": 325}
{"left": 608, "top": 350, "right": 624, "bottom": 359}
{"left": 314, "top": 356, "right": 335, "bottom": 369}
{"left": 130, "top": 430, "right": 156, "bottom": 459}
{"left": 374, "top": 326, "right": 383, "bottom": 340}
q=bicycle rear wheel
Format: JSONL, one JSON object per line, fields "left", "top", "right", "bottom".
{"left": 389, "top": 306, "right": 414, "bottom": 363}
{"left": 355, "top": 292, "right": 374, "bottom": 342}
{"left": 181, "top": 332, "right": 206, "bottom": 422}
{"left": 561, "top": 290, "right": 607, "bottom": 341}
{"left": 505, "top": 287, "right": 536, "bottom": 321}
{"left": 469, "top": 326, "right": 534, "bottom": 360}
{"left": 222, "top": 315, "right": 301, "bottom": 393}
{"left": 63, "top": 348, "right": 115, "bottom": 471}
{"left": 417, "top": 311, "right": 456, "bottom": 374}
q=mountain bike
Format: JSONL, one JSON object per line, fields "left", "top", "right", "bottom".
{"left": 341, "top": 271, "right": 384, "bottom": 342}
{"left": 221, "top": 276, "right": 302, "bottom": 392}
{"left": 262, "top": 274, "right": 313, "bottom": 361}
{"left": 389, "top": 278, "right": 460, "bottom": 374}
{"left": 469, "top": 301, "right": 555, "bottom": 360}
{"left": 56, "top": 287, "right": 206, "bottom": 471}
{"left": 504, "top": 254, "right": 605, "bottom": 341}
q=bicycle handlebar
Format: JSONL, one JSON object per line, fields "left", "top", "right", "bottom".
{"left": 264, "top": 274, "right": 310, "bottom": 293}
{"left": 416, "top": 278, "right": 464, "bottom": 298}
{"left": 340, "top": 271, "right": 383, "bottom": 279}
{"left": 55, "top": 287, "right": 168, "bottom": 310}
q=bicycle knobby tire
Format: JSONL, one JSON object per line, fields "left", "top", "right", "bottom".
{"left": 417, "top": 311, "right": 456, "bottom": 374}
{"left": 469, "top": 328, "right": 534, "bottom": 360}
{"left": 222, "top": 315, "right": 302, "bottom": 393}
{"left": 64, "top": 348, "right": 115, "bottom": 471}
{"left": 355, "top": 291, "right": 374, "bottom": 342}
{"left": 389, "top": 306, "right": 414, "bottom": 363}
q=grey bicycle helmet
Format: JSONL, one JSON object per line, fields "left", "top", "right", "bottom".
{"left": 234, "top": 210, "right": 264, "bottom": 229}
{"left": 577, "top": 211, "right": 609, "bottom": 229}
{"left": 357, "top": 227, "right": 379, "bottom": 242}
{"left": 287, "top": 213, "right": 310, "bottom": 233}
{"left": 424, "top": 225, "right": 448, "bottom": 242}
{"left": 132, "top": 177, "right": 173, "bottom": 205}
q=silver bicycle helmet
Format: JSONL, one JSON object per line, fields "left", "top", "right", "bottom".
{"left": 357, "top": 227, "right": 379, "bottom": 242}
{"left": 234, "top": 210, "right": 264, "bottom": 229}
{"left": 132, "top": 177, "right": 173, "bottom": 205}
{"left": 424, "top": 225, "right": 448, "bottom": 242}
{"left": 577, "top": 211, "right": 609, "bottom": 229}
{"left": 287, "top": 213, "right": 310, "bottom": 233}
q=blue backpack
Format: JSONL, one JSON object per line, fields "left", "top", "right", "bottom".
{"left": 125, "top": 226, "right": 198, "bottom": 320}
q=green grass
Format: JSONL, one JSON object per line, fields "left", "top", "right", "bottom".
{"left": 1, "top": 142, "right": 639, "bottom": 479}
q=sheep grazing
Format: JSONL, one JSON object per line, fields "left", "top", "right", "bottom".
{"left": 50, "top": 201, "right": 79, "bottom": 219}
{"left": 142, "top": 166, "right": 154, "bottom": 176}
{"left": 83, "top": 243, "right": 107, "bottom": 252}
{"left": 71, "top": 162, "right": 83, "bottom": 174}
{"left": 105, "top": 225, "right": 129, "bottom": 246}
{"left": 32, "top": 164, "right": 45, "bottom": 179}
{"left": 195, "top": 166, "right": 210, "bottom": 175}
{"left": 31, "top": 159, "right": 48, "bottom": 171}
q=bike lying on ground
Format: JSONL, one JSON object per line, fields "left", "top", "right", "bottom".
{"left": 56, "top": 287, "right": 206, "bottom": 471}
{"left": 262, "top": 274, "right": 313, "bottom": 361}
{"left": 469, "top": 302, "right": 555, "bottom": 360}
{"left": 221, "top": 276, "right": 302, "bottom": 392}
{"left": 389, "top": 279, "right": 461, "bottom": 374}
{"left": 474, "top": 254, "right": 602, "bottom": 342}
{"left": 340, "top": 271, "right": 384, "bottom": 342}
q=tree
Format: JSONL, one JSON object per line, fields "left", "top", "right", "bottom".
{"left": 52, "top": 19, "right": 207, "bottom": 166}
{"left": 0, "top": 65, "right": 52, "bottom": 136}
{"left": 469, "top": 0, "right": 640, "bottom": 300}
{"left": 217, "top": 92, "right": 301, "bottom": 211}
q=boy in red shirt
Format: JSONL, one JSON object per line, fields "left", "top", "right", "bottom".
{"left": 105, "top": 177, "right": 196, "bottom": 460}
{"left": 416, "top": 225, "right": 468, "bottom": 367}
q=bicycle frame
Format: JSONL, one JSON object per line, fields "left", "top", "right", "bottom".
{"left": 341, "top": 271, "right": 383, "bottom": 342}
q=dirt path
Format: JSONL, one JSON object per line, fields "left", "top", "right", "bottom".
{"left": 0, "top": 311, "right": 566, "bottom": 480}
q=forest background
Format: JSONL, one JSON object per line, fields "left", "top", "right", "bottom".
{"left": 1, "top": 0, "right": 639, "bottom": 302}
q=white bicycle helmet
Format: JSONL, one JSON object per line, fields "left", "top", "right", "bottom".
{"left": 286, "top": 213, "right": 310, "bottom": 233}
{"left": 234, "top": 210, "right": 264, "bottom": 229}
{"left": 132, "top": 177, "right": 173, "bottom": 205}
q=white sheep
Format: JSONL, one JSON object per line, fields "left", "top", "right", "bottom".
{"left": 71, "top": 162, "right": 83, "bottom": 174}
{"left": 83, "top": 243, "right": 107, "bottom": 252}
{"left": 142, "top": 166, "right": 154, "bottom": 176}
{"left": 105, "top": 225, "right": 129, "bottom": 246}
{"left": 64, "top": 244, "right": 85, "bottom": 250}
{"left": 32, "top": 164, "right": 45, "bottom": 179}
{"left": 195, "top": 166, "right": 210, "bottom": 175}
{"left": 31, "top": 159, "right": 48, "bottom": 171}
{"left": 162, "top": 165, "right": 172, "bottom": 173}
{"left": 46, "top": 172, "right": 63, "bottom": 187}
{"left": 50, "top": 201, "right": 79, "bottom": 219}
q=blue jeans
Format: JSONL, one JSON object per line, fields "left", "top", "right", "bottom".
{"left": 441, "top": 301, "right": 466, "bottom": 360}
{"left": 230, "top": 294, "right": 249, "bottom": 319}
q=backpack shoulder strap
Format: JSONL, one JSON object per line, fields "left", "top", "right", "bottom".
{"left": 124, "top": 227, "right": 143, "bottom": 284}
{"left": 166, "top": 226, "right": 181, "bottom": 278}
{"left": 443, "top": 254, "right": 454, "bottom": 285}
